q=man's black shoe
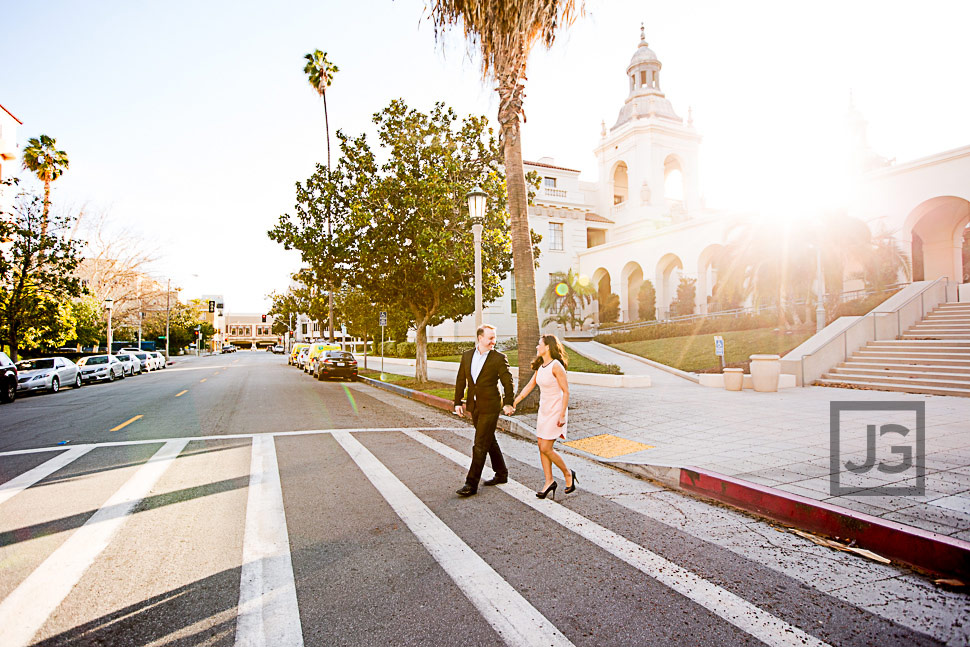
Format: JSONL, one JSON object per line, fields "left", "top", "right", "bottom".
{"left": 456, "top": 484, "right": 478, "bottom": 497}
{"left": 483, "top": 476, "right": 508, "bottom": 486}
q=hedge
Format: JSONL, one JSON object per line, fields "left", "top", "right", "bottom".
{"left": 596, "top": 313, "right": 778, "bottom": 345}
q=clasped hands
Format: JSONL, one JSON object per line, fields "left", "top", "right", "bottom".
{"left": 453, "top": 404, "right": 516, "bottom": 416}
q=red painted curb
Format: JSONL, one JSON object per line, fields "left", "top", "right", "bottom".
{"left": 679, "top": 467, "right": 970, "bottom": 579}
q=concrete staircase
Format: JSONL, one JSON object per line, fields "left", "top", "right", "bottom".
{"left": 816, "top": 302, "right": 970, "bottom": 397}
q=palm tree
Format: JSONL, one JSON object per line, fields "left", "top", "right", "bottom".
{"left": 428, "top": 0, "right": 583, "bottom": 398}
{"left": 304, "top": 49, "right": 340, "bottom": 342}
{"left": 540, "top": 269, "right": 595, "bottom": 330}
{"left": 22, "top": 135, "right": 69, "bottom": 235}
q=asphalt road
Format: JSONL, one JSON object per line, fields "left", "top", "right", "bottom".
{"left": 0, "top": 351, "right": 966, "bottom": 647}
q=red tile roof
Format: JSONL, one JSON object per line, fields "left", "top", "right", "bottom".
{"left": 585, "top": 212, "right": 614, "bottom": 224}
{"left": 524, "top": 159, "right": 581, "bottom": 173}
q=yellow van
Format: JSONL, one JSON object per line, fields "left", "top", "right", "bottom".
{"left": 288, "top": 343, "right": 309, "bottom": 366}
{"left": 306, "top": 342, "right": 341, "bottom": 375}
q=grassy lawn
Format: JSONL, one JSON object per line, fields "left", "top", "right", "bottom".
{"left": 611, "top": 327, "right": 814, "bottom": 373}
{"left": 358, "top": 368, "right": 454, "bottom": 399}
{"left": 430, "top": 348, "right": 619, "bottom": 374}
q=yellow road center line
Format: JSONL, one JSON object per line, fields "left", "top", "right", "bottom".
{"left": 200, "top": 378, "right": 207, "bottom": 383}
{"left": 110, "top": 415, "right": 143, "bottom": 432}
{"left": 175, "top": 390, "right": 188, "bottom": 397}
{"left": 213, "top": 371, "right": 219, "bottom": 375}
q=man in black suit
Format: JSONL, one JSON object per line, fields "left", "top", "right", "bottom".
{"left": 454, "top": 324, "right": 515, "bottom": 497}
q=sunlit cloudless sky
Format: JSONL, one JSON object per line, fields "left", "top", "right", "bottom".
{"left": 3, "top": 0, "right": 967, "bottom": 312}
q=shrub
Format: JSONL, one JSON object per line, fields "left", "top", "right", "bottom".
{"left": 595, "top": 313, "right": 777, "bottom": 344}
{"left": 637, "top": 281, "right": 656, "bottom": 321}
{"left": 599, "top": 293, "right": 620, "bottom": 323}
{"left": 497, "top": 336, "right": 517, "bottom": 351}
{"left": 669, "top": 277, "right": 697, "bottom": 317}
{"left": 427, "top": 341, "right": 475, "bottom": 357}
{"left": 392, "top": 342, "right": 416, "bottom": 358}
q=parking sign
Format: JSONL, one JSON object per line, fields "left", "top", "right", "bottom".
{"left": 379, "top": 311, "right": 387, "bottom": 327}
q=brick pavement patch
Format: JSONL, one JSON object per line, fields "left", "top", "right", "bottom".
{"left": 563, "top": 434, "right": 654, "bottom": 458}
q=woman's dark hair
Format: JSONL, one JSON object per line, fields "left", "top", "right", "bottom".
{"left": 530, "top": 334, "right": 569, "bottom": 371}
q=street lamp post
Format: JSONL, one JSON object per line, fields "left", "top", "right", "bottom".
{"left": 815, "top": 247, "right": 826, "bottom": 334}
{"left": 165, "top": 279, "right": 171, "bottom": 359}
{"left": 104, "top": 297, "right": 113, "bottom": 353}
{"left": 466, "top": 186, "right": 488, "bottom": 330}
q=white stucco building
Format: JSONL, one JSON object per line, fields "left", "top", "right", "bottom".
{"left": 424, "top": 27, "right": 970, "bottom": 342}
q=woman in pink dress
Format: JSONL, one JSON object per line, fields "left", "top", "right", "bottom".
{"left": 512, "top": 335, "right": 577, "bottom": 499}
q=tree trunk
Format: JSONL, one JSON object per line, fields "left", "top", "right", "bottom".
{"left": 500, "top": 118, "right": 540, "bottom": 407}
{"left": 323, "top": 90, "right": 335, "bottom": 343}
{"left": 41, "top": 175, "right": 51, "bottom": 236}
{"left": 414, "top": 313, "right": 430, "bottom": 384}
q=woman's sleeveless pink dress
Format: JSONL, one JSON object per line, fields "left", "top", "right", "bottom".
{"left": 536, "top": 360, "right": 567, "bottom": 440}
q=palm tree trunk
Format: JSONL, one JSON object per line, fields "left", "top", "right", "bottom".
{"left": 501, "top": 118, "right": 540, "bottom": 406}
{"left": 41, "top": 176, "right": 51, "bottom": 236}
{"left": 323, "top": 90, "right": 335, "bottom": 343}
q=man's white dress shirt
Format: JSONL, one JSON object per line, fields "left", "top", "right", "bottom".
{"left": 470, "top": 348, "right": 489, "bottom": 383}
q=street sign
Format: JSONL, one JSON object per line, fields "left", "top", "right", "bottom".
{"left": 379, "top": 311, "right": 387, "bottom": 327}
{"left": 714, "top": 335, "right": 724, "bottom": 357}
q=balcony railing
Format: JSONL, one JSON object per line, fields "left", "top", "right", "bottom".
{"left": 543, "top": 187, "right": 567, "bottom": 198}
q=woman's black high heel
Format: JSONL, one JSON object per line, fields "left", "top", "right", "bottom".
{"left": 564, "top": 470, "right": 578, "bottom": 494}
{"left": 536, "top": 481, "right": 557, "bottom": 500}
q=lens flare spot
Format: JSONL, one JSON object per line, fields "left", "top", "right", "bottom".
{"left": 555, "top": 283, "right": 569, "bottom": 296}
{"left": 342, "top": 384, "right": 358, "bottom": 414}
{"left": 577, "top": 275, "right": 590, "bottom": 287}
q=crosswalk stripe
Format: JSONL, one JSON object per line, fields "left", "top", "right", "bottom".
{"left": 235, "top": 435, "right": 303, "bottom": 647}
{"left": 405, "top": 430, "right": 832, "bottom": 647}
{"left": 0, "top": 439, "right": 188, "bottom": 647}
{"left": 332, "top": 431, "right": 574, "bottom": 647}
{"left": 0, "top": 446, "right": 93, "bottom": 508}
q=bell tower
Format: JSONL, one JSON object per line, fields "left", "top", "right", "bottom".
{"left": 594, "top": 25, "right": 702, "bottom": 232}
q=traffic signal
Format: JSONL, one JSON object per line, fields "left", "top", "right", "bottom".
{"left": 195, "top": 330, "right": 200, "bottom": 337}
{"left": 208, "top": 300, "right": 215, "bottom": 313}
{"left": 261, "top": 314, "right": 267, "bottom": 323}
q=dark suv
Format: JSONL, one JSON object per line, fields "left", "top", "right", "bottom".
{"left": 314, "top": 350, "right": 358, "bottom": 381}
{"left": 0, "top": 351, "right": 17, "bottom": 403}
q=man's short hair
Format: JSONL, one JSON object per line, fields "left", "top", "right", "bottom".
{"left": 476, "top": 323, "right": 496, "bottom": 339}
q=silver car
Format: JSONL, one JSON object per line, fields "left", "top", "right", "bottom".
{"left": 131, "top": 351, "right": 153, "bottom": 371}
{"left": 77, "top": 354, "right": 125, "bottom": 382}
{"left": 16, "top": 357, "right": 81, "bottom": 393}
{"left": 114, "top": 353, "right": 142, "bottom": 376}
{"left": 150, "top": 351, "right": 166, "bottom": 369}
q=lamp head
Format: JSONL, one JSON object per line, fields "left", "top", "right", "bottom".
{"left": 466, "top": 185, "right": 487, "bottom": 225}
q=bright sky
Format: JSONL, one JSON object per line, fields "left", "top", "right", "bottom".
{"left": 3, "top": 0, "right": 968, "bottom": 312}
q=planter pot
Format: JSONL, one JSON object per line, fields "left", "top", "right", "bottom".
{"left": 723, "top": 368, "right": 744, "bottom": 391}
{"left": 750, "top": 354, "right": 781, "bottom": 392}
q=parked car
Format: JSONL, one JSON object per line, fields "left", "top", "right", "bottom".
{"left": 0, "top": 351, "right": 18, "bottom": 403}
{"left": 130, "top": 351, "right": 153, "bottom": 371}
{"left": 289, "top": 343, "right": 309, "bottom": 366}
{"left": 114, "top": 353, "right": 142, "bottom": 376}
{"left": 77, "top": 354, "right": 125, "bottom": 382}
{"left": 271, "top": 344, "right": 285, "bottom": 354}
{"left": 16, "top": 357, "right": 81, "bottom": 393}
{"left": 150, "top": 351, "right": 166, "bottom": 369}
{"left": 221, "top": 344, "right": 236, "bottom": 354}
{"left": 314, "top": 350, "right": 358, "bottom": 381}
{"left": 296, "top": 348, "right": 310, "bottom": 370}
{"left": 306, "top": 342, "right": 341, "bottom": 375}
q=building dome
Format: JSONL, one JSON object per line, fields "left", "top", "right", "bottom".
{"left": 629, "top": 42, "right": 659, "bottom": 67}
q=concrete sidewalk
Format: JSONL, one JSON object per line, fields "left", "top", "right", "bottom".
{"left": 365, "top": 346, "right": 970, "bottom": 545}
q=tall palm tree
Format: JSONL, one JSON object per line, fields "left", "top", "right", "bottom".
{"left": 428, "top": 0, "right": 582, "bottom": 398}
{"left": 22, "top": 135, "right": 69, "bottom": 235}
{"left": 304, "top": 49, "right": 339, "bottom": 342}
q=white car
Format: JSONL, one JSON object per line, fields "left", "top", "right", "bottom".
{"left": 149, "top": 351, "right": 166, "bottom": 369}
{"left": 16, "top": 357, "right": 81, "bottom": 393}
{"left": 130, "top": 351, "right": 153, "bottom": 371}
{"left": 77, "top": 355, "right": 125, "bottom": 382}
{"left": 114, "top": 353, "right": 142, "bottom": 376}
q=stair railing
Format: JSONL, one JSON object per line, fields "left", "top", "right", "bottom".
{"left": 798, "top": 276, "right": 952, "bottom": 387}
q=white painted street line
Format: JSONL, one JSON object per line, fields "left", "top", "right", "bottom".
{"left": 0, "top": 439, "right": 188, "bottom": 647}
{"left": 0, "top": 446, "right": 93, "bottom": 508}
{"left": 235, "top": 435, "right": 304, "bottom": 647}
{"left": 332, "top": 431, "right": 573, "bottom": 647}
{"left": 0, "top": 428, "right": 468, "bottom": 458}
{"left": 405, "top": 431, "right": 832, "bottom": 647}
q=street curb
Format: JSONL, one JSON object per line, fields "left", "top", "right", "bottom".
{"left": 356, "top": 375, "right": 970, "bottom": 579}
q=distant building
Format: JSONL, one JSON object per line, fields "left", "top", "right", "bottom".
{"left": 223, "top": 313, "right": 277, "bottom": 349}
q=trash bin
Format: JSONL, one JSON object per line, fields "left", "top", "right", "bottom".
{"left": 723, "top": 368, "right": 744, "bottom": 391}
{"left": 750, "top": 354, "right": 781, "bottom": 392}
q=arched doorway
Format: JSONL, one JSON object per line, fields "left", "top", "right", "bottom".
{"left": 905, "top": 196, "right": 970, "bottom": 282}
{"left": 655, "top": 253, "right": 684, "bottom": 319}
{"left": 592, "top": 268, "right": 613, "bottom": 324}
{"left": 696, "top": 244, "right": 726, "bottom": 315}
{"left": 621, "top": 261, "right": 644, "bottom": 321}
{"left": 612, "top": 162, "right": 629, "bottom": 206}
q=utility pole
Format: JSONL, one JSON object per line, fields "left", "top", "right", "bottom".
{"left": 165, "top": 278, "right": 171, "bottom": 358}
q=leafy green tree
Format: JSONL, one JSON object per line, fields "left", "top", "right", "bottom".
{"left": 21, "top": 135, "right": 69, "bottom": 235}
{"left": 670, "top": 276, "right": 697, "bottom": 317}
{"left": 540, "top": 269, "right": 595, "bottom": 330}
{"left": 637, "top": 280, "right": 656, "bottom": 321}
{"left": 428, "top": 1, "right": 582, "bottom": 397}
{"left": 68, "top": 295, "right": 106, "bottom": 347}
{"left": 304, "top": 49, "right": 340, "bottom": 341}
{"left": 599, "top": 293, "right": 620, "bottom": 324}
{"left": 267, "top": 289, "right": 304, "bottom": 336}
{"left": 0, "top": 184, "right": 84, "bottom": 360}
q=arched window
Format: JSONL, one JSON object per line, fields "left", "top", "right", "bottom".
{"left": 613, "top": 162, "right": 629, "bottom": 205}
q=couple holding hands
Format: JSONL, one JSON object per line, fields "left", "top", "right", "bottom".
{"left": 453, "top": 324, "right": 576, "bottom": 500}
